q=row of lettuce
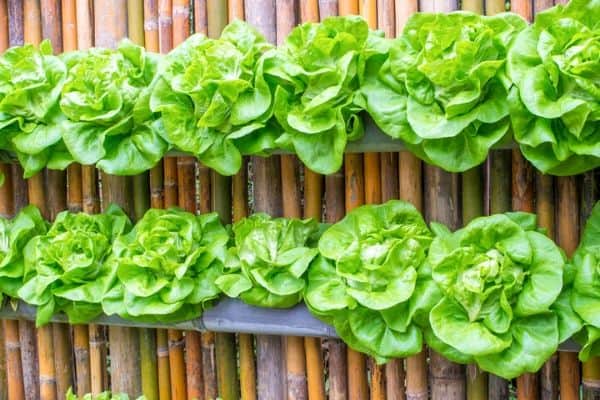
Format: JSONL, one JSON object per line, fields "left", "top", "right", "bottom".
{"left": 1, "top": 198, "right": 600, "bottom": 379}
{"left": 0, "top": 0, "right": 598, "bottom": 182}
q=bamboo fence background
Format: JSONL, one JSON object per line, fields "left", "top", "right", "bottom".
{"left": 0, "top": 0, "right": 598, "bottom": 399}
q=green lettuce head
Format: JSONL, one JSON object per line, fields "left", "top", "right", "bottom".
{"left": 571, "top": 202, "right": 600, "bottom": 361}
{"left": 0, "top": 205, "right": 47, "bottom": 301}
{"left": 59, "top": 39, "right": 167, "bottom": 175}
{"left": 361, "top": 12, "right": 526, "bottom": 172}
{"left": 216, "top": 214, "right": 320, "bottom": 308}
{"left": 17, "top": 205, "right": 131, "bottom": 326}
{"left": 507, "top": 0, "right": 600, "bottom": 175}
{"left": 305, "top": 200, "right": 438, "bottom": 362}
{"left": 0, "top": 40, "right": 68, "bottom": 177}
{"left": 267, "top": 16, "right": 374, "bottom": 174}
{"left": 103, "top": 208, "right": 227, "bottom": 323}
{"left": 150, "top": 20, "right": 277, "bottom": 176}
{"left": 426, "top": 212, "right": 576, "bottom": 379}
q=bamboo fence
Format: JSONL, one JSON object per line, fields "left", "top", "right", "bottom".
{"left": 0, "top": 1, "right": 597, "bottom": 399}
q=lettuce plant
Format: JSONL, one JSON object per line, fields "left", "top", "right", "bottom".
{"left": 150, "top": 21, "right": 277, "bottom": 176}
{"left": 361, "top": 12, "right": 526, "bottom": 172}
{"left": 0, "top": 41, "right": 68, "bottom": 177}
{"left": 426, "top": 212, "right": 577, "bottom": 379}
{"left": 18, "top": 205, "right": 131, "bottom": 326}
{"left": 267, "top": 16, "right": 373, "bottom": 174}
{"left": 0, "top": 206, "right": 47, "bottom": 301}
{"left": 59, "top": 40, "right": 166, "bottom": 175}
{"left": 571, "top": 202, "right": 600, "bottom": 361}
{"left": 216, "top": 214, "right": 320, "bottom": 308}
{"left": 305, "top": 201, "right": 438, "bottom": 361}
{"left": 102, "top": 209, "right": 226, "bottom": 323}
{"left": 507, "top": 0, "right": 600, "bottom": 175}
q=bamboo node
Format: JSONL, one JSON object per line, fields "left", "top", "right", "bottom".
{"left": 89, "top": 339, "right": 106, "bottom": 348}
{"left": 168, "top": 337, "right": 185, "bottom": 349}
{"left": 39, "top": 375, "right": 58, "bottom": 384}
{"left": 406, "top": 392, "right": 428, "bottom": 400}
{"left": 144, "top": 18, "right": 158, "bottom": 30}
{"left": 583, "top": 379, "right": 600, "bottom": 388}
{"left": 172, "top": 5, "right": 190, "bottom": 17}
{"left": 5, "top": 341, "right": 21, "bottom": 350}
{"left": 157, "top": 347, "right": 169, "bottom": 357}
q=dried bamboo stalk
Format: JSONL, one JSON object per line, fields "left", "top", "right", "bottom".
{"left": 194, "top": 0, "right": 207, "bottom": 34}
{"left": 94, "top": 1, "right": 142, "bottom": 397}
{"left": 394, "top": 4, "right": 426, "bottom": 400}
{"left": 509, "top": 1, "right": 540, "bottom": 399}
{"left": 299, "top": 2, "right": 327, "bottom": 399}
{"left": 228, "top": 0, "right": 243, "bottom": 20}
{"left": 206, "top": 3, "right": 241, "bottom": 399}
{"left": 245, "top": 2, "right": 286, "bottom": 399}
{"left": 275, "top": 1, "right": 308, "bottom": 399}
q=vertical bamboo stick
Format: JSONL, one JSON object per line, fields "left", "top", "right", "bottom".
{"left": 0, "top": 90, "right": 24, "bottom": 400}
{"left": 299, "top": 2, "right": 327, "bottom": 399}
{"left": 460, "top": 1, "right": 487, "bottom": 398}
{"left": 205, "top": 3, "right": 241, "bottom": 400}
{"left": 343, "top": 145, "right": 369, "bottom": 400}
{"left": 315, "top": 4, "right": 348, "bottom": 398}
{"left": 582, "top": 171, "right": 600, "bottom": 399}
{"left": 483, "top": 0, "right": 512, "bottom": 396}
{"left": 244, "top": 2, "right": 286, "bottom": 399}
{"left": 359, "top": 1, "right": 386, "bottom": 399}
{"left": 275, "top": 1, "right": 308, "bottom": 399}
{"left": 509, "top": 2, "right": 539, "bottom": 399}
{"left": 23, "top": 3, "right": 58, "bottom": 399}
{"left": 63, "top": 1, "right": 93, "bottom": 396}
{"left": 537, "top": 173, "right": 559, "bottom": 400}
{"left": 144, "top": 3, "right": 170, "bottom": 400}
{"left": 420, "top": 4, "right": 465, "bottom": 400}
{"left": 394, "top": 3, "right": 427, "bottom": 400}
{"left": 228, "top": 0, "right": 243, "bottom": 20}
{"left": 556, "top": 179, "right": 581, "bottom": 400}
{"left": 171, "top": 3, "right": 207, "bottom": 398}
{"left": 75, "top": 2, "right": 105, "bottom": 395}
{"left": 0, "top": 5, "right": 9, "bottom": 399}
{"left": 324, "top": 169, "right": 348, "bottom": 400}
{"left": 128, "top": 3, "right": 159, "bottom": 400}
{"left": 194, "top": 0, "right": 207, "bottom": 33}
{"left": 94, "top": 1, "right": 143, "bottom": 397}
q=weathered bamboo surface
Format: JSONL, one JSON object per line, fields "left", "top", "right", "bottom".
{"left": 0, "top": 1, "right": 593, "bottom": 400}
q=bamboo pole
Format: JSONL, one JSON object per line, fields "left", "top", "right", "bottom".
{"left": 42, "top": 0, "right": 76, "bottom": 389}
{"left": 231, "top": 156, "right": 257, "bottom": 400}
{"left": 394, "top": 3, "right": 426, "bottom": 400}
{"left": 228, "top": 0, "right": 243, "bottom": 20}
{"left": 94, "top": 2, "right": 143, "bottom": 397}
{"left": 459, "top": 0, "right": 488, "bottom": 397}
{"left": 275, "top": 1, "right": 308, "bottom": 399}
{"left": 359, "top": 1, "right": 386, "bottom": 399}
{"left": 324, "top": 170, "right": 348, "bottom": 400}
{"left": 244, "top": 2, "right": 286, "bottom": 399}
{"left": 418, "top": 1, "right": 465, "bottom": 397}
{"left": 315, "top": 5, "right": 348, "bottom": 399}
{"left": 0, "top": 74, "right": 24, "bottom": 400}
{"left": 509, "top": 2, "right": 540, "bottom": 399}
{"left": 62, "top": 1, "right": 93, "bottom": 396}
{"left": 0, "top": 5, "right": 9, "bottom": 398}
{"left": 143, "top": 3, "right": 170, "bottom": 400}
{"left": 298, "top": 2, "right": 327, "bottom": 399}
{"left": 556, "top": 179, "right": 582, "bottom": 400}
{"left": 537, "top": 172, "right": 559, "bottom": 400}
{"left": 171, "top": 3, "right": 207, "bottom": 398}
{"left": 581, "top": 171, "right": 600, "bottom": 399}
{"left": 23, "top": 3, "right": 58, "bottom": 399}
{"left": 74, "top": 1, "right": 106, "bottom": 395}
{"left": 127, "top": 3, "right": 160, "bottom": 400}
{"left": 205, "top": 3, "right": 241, "bottom": 400}
{"left": 194, "top": 0, "right": 207, "bottom": 34}
{"left": 483, "top": 0, "right": 512, "bottom": 396}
